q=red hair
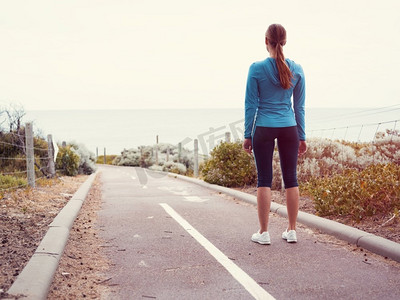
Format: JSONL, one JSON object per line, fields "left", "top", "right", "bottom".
{"left": 266, "top": 24, "right": 293, "bottom": 89}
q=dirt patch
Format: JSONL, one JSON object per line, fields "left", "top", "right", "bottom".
{"left": 0, "top": 176, "right": 88, "bottom": 298}
{"left": 237, "top": 186, "right": 400, "bottom": 244}
{"left": 47, "top": 174, "right": 111, "bottom": 299}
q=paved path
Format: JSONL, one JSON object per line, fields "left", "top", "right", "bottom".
{"left": 98, "top": 165, "right": 400, "bottom": 300}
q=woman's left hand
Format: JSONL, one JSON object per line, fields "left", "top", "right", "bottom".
{"left": 298, "top": 141, "right": 307, "bottom": 156}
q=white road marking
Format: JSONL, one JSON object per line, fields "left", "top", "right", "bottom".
{"left": 159, "top": 203, "right": 275, "bottom": 300}
{"left": 158, "top": 186, "right": 190, "bottom": 196}
{"left": 183, "top": 196, "right": 208, "bottom": 203}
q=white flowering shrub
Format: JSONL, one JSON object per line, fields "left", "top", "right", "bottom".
{"left": 162, "top": 161, "right": 187, "bottom": 174}
{"left": 148, "top": 164, "right": 163, "bottom": 172}
{"left": 70, "top": 142, "right": 97, "bottom": 175}
{"left": 113, "top": 148, "right": 141, "bottom": 166}
{"left": 112, "top": 143, "right": 193, "bottom": 175}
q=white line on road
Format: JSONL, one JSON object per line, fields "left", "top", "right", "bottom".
{"left": 183, "top": 196, "right": 208, "bottom": 203}
{"left": 159, "top": 203, "right": 276, "bottom": 300}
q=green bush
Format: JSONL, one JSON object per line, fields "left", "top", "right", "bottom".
{"left": 0, "top": 174, "right": 27, "bottom": 190}
{"left": 56, "top": 146, "right": 80, "bottom": 176}
{"left": 302, "top": 163, "right": 400, "bottom": 222}
{"left": 201, "top": 141, "right": 256, "bottom": 187}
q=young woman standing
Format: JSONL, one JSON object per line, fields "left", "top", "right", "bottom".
{"left": 243, "top": 24, "right": 307, "bottom": 244}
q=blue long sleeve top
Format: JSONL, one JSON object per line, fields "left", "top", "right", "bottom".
{"left": 244, "top": 57, "right": 306, "bottom": 140}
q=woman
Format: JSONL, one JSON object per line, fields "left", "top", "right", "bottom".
{"left": 243, "top": 24, "right": 307, "bottom": 245}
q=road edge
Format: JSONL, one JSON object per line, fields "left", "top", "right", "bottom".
{"left": 7, "top": 172, "right": 98, "bottom": 299}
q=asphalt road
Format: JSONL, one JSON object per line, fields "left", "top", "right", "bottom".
{"left": 97, "top": 165, "right": 400, "bottom": 300}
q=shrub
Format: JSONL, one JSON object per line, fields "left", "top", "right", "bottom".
{"left": 302, "top": 163, "right": 400, "bottom": 222}
{"left": 0, "top": 174, "right": 27, "bottom": 190}
{"left": 162, "top": 161, "right": 187, "bottom": 175}
{"left": 201, "top": 141, "right": 256, "bottom": 187}
{"left": 56, "top": 145, "right": 80, "bottom": 176}
{"left": 113, "top": 148, "right": 142, "bottom": 167}
{"left": 70, "top": 142, "right": 97, "bottom": 175}
{"left": 113, "top": 143, "right": 194, "bottom": 175}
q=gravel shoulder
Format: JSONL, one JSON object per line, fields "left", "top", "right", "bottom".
{"left": 1, "top": 176, "right": 88, "bottom": 296}
{"left": 0, "top": 175, "right": 111, "bottom": 299}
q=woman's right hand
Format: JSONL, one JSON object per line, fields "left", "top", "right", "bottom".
{"left": 243, "top": 138, "right": 253, "bottom": 155}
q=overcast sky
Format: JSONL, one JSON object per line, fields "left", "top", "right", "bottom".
{"left": 1, "top": 0, "right": 399, "bottom": 110}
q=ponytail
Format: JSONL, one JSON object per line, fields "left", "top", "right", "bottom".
{"left": 266, "top": 24, "right": 293, "bottom": 90}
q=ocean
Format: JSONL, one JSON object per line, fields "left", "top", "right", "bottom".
{"left": 25, "top": 107, "right": 399, "bottom": 155}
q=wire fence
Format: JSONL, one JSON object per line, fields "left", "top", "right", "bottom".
{"left": 0, "top": 122, "right": 56, "bottom": 194}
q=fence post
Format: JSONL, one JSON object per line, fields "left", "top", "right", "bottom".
{"left": 178, "top": 142, "right": 182, "bottom": 163}
{"left": 166, "top": 146, "right": 169, "bottom": 162}
{"left": 194, "top": 139, "right": 199, "bottom": 177}
{"left": 225, "top": 132, "right": 231, "bottom": 143}
{"left": 25, "top": 122, "right": 35, "bottom": 187}
{"left": 208, "top": 127, "right": 215, "bottom": 152}
{"left": 155, "top": 135, "right": 159, "bottom": 165}
{"left": 47, "top": 134, "right": 56, "bottom": 178}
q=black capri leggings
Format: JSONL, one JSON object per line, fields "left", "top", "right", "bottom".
{"left": 252, "top": 126, "right": 299, "bottom": 189}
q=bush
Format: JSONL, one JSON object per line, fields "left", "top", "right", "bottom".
{"left": 70, "top": 142, "right": 97, "bottom": 175}
{"left": 201, "top": 141, "right": 256, "bottom": 187}
{"left": 162, "top": 161, "right": 187, "bottom": 175}
{"left": 0, "top": 174, "right": 27, "bottom": 190}
{"left": 113, "top": 148, "right": 142, "bottom": 167}
{"left": 56, "top": 146, "right": 80, "bottom": 176}
{"left": 302, "top": 163, "right": 400, "bottom": 222}
{"left": 112, "top": 143, "right": 194, "bottom": 175}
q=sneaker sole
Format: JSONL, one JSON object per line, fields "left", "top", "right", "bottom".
{"left": 251, "top": 238, "right": 271, "bottom": 245}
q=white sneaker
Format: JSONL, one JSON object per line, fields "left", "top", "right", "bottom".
{"left": 251, "top": 231, "right": 271, "bottom": 245}
{"left": 282, "top": 229, "right": 297, "bottom": 243}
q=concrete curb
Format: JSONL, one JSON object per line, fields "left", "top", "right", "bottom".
{"left": 168, "top": 173, "right": 400, "bottom": 263}
{"left": 7, "top": 172, "right": 98, "bottom": 300}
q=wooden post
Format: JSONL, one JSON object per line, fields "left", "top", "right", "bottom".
{"left": 47, "top": 134, "right": 56, "bottom": 177}
{"left": 25, "top": 122, "right": 35, "bottom": 187}
{"left": 178, "top": 142, "right": 182, "bottom": 163}
{"left": 155, "top": 135, "right": 159, "bottom": 165}
{"left": 209, "top": 127, "right": 215, "bottom": 153}
{"left": 103, "top": 148, "right": 106, "bottom": 164}
{"left": 225, "top": 132, "right": 231, "bottom": 143}
{"left": 166, "top": 146, "right": 169, "bottom": 162}
{"left": 194, "top": 139, "right": 199, "bottom": 177}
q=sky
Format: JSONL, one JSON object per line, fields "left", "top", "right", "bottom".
{"left": 1, "top": 0, "right": 399, "bottom": 110}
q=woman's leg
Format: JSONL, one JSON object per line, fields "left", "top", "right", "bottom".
{"left": 277, "top": 126, "right": 300, "bottom": 231}
{"left": 257, "top": 187, "right": 271, "bottom": 233}
{"left": 253, "top": 127, "right": 276, "bottom": 233}
{"left": 286, "top": 187, "right": 299, "bottom": 230}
